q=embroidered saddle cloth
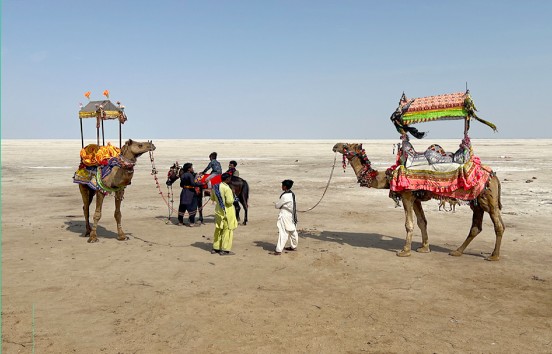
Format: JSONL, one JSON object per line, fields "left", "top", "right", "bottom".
{"left": 389, "top": 154, "right": 493, "bottom": 201}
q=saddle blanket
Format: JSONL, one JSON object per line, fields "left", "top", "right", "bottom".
{"left": 389, "top": 155, "right": 493, "bottom": 201}
{"left": 73, "top": 166, "right": 99, "bottom": 190}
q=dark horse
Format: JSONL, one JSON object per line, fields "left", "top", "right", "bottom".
{"left": 166, "top": 163, "right": 249, "bottom": 225}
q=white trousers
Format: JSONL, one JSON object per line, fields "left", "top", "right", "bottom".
{"left": 276, "top": 216, "right": 298, "bottom": 252}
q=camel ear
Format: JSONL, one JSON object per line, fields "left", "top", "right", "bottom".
{"left": 359, "top": 143, "right": 363, "bottom": 150}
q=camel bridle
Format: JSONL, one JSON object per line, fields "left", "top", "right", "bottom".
{"left": 341, "top": 144, "right": 378, "bottom": 187}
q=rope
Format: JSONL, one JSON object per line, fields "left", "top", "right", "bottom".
{"left": 298, "top": 153, "right": 337, "bottom": 213}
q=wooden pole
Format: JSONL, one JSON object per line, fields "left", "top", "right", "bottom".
{"left": 119, "top": 121, "right": 122, "bottom": 149}
{"left": 80, "top": 118, "right": 84, "bottom": 148}
{"left": 101, "top": 118, "right": 105, "bottom": 146}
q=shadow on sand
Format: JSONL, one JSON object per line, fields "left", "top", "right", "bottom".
{"left": 64, "top": 220, "right": 119, "bottom": 239}
{"left": 301, "top": 230, "right": 452, "bottom": 254}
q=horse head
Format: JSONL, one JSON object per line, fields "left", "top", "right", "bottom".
{"left": 166, "top": 162, "right": 182, "bottom": 186}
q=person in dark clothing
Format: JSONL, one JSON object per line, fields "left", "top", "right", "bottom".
{"left": 202, "top": 152, "right": 222, "bottom": 189}
{"left": 179, "top": 163, "right": 203, "bottom": 227}
{"left": 226, "top": 160, "right": 240, "bottom": 177}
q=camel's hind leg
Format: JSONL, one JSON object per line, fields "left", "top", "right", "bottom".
{"left": 397, "top": 193, "right": 415, "bottom": 257}
{"left": 450, "top": 204, "right": 484, "bottom": 257}
{"left": 88, "top": 192, "right": 105, "bottom": 243}
{"left": 79, "top": 185, "right": 94, "bottom": 238}
{"left": 413, "top": 200, "right": 430, "bottom": 253}
{"left": 114, "top": 190, "right": 128, "bottom": 241}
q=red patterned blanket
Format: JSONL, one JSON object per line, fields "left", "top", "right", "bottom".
{"left": 388, "top": 155, "right": 493, "bottom": 201}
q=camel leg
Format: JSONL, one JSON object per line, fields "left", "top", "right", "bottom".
{"left": 450, "top": 204, "right": 484, "bottom": 257}
{"left": 397, "top": 194, "right": 415, "bottom": 257}
{"left": 413, "top": 200, "right": 430, "bottom": 253}
{"left": 79, "top": 185, "right": 94, "bottom": 238}
{"left": 486, "top": 207, "right": 505, "bottom": 261}
{"left": 88, "top": 192, "right": 105, "bottom": 243}
{"left": 114, "top": 190, "right": 128, "bottom": 241}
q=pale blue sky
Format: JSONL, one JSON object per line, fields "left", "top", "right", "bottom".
{"left": 2, "top": 0, "right": 551, "bottom": 139}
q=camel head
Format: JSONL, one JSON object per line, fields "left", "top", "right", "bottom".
{"left": 333, "top": 142, "right": 380, "bottom": 188}
{"left": 122, "top": 139, "right": 156, "bottom": 159}
{"left": 333, "top": 143, "right": 363, "bottom": 159}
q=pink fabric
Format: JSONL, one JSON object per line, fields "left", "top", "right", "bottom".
{"left": 389, "top": 156, "right": 492, "bottom": 201}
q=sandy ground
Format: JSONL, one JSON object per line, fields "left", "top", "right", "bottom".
{"left": 2, "top": 138, "right": 552, "bottom": 353}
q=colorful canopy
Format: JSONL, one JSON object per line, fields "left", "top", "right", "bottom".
{"left": 400, "top": 92, "right": 469, "bottom": 125}
{"left": 391, "top": 91, "right": 497, "bottom": 138}
{"left": 79, "top": 100, "right": 124, "bottom": 119}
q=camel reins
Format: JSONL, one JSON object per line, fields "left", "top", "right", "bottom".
{"left": 297, "top": 153, "right": 338, "bottom": 213}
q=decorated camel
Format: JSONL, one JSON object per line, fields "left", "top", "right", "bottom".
{"left": 332, "top": 91, "right": 505, "bottom": 260}
{"left": 333, "top": 142, "right": 504, "bottom": 260}
{"left": 73, "top": 139, "right": 156, "bottom": 242}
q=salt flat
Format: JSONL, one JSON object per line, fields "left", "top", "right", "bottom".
{"left": 2, "top": 139, "right": 552, "bottom": 353}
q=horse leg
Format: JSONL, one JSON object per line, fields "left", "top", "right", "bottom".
{"left": 450, "top": 203, "right": 484, "bottom": 257}
{"left": 241, "top": 198, "right": 248, "bottom": 226}
{"left": 114, "top": 190, "right": 128, "bottom": 241}
{"left": 234, "top": 199, "right": 241, "bottom": 222}
{"left": 413, "top": 199, "right": 430, "bottom": 253}
{"left": 79, "top": 185, "right": 94, "bottom": 238}
{"left": 198, "top": 190, "right": 204, "bottom": 224}
{"left": 88, "top": 192, "right": 105, "bottom": 243}
{"left": 397, "top": 193, "right": 415, "bottom": 257}
{"left": 240, "top": 182, "right": 249, "bottom": 225}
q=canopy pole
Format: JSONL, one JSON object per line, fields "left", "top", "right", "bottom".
{"left": 119, "top": 121, "right": 122, "bottom": 149}
{"left": 80, "top": 118, "right": 84, "bottom": 148}
{"left": 96, "top": 125, "right": 100, "bottom": 146}
{"left": 101, "top": 118, "right": 105, "bottom": 146}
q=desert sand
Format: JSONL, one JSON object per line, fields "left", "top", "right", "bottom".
{"left": 2, "top": 138, "right": 552, "bottom": 353}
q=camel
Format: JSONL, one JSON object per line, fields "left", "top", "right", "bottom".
{"left": 333, "top": 142, "right": 505, "bottom": 261}
{"left": 78, "top": 139, "right": 156, "bottom": 243}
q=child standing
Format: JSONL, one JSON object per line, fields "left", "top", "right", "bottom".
{"left": 273, "top": 179, "right": 298, "bottom": 255}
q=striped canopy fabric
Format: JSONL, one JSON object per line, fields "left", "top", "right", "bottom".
{"left": 391, "top": 91, "right": 497, "bottom": 137}
{"left": 400, "top": 92, "right": 469, "bottom": 125}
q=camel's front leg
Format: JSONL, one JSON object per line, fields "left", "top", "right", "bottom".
{"left": 397, "top": 194, "right": 415, "bottom": 257}
{"left": 88, "top": 192, "right": 105, "bottom": 243}
{"left": 486, "top": 208, "right": 505, "bottom": 261}
{"left": 79, "top": 185, "right": 93, "bottom": 238}
{"left": 413, "top": 200, "right": 430, "bottom": 253}
{"left": 450, "top": 204, "right": 484, "bottom": 257}
{"left": 114, "top": 190, "right": 128, "bottom": 241}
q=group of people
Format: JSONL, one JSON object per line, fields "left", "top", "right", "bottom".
{"left": 173, "top": 152, "right": 239, "bottom": 227}
{"left": 210, "top": 176, "right": 299, "bottom": 257}
{"left": 173, "top": 152, "right": 299, "bottom": 257}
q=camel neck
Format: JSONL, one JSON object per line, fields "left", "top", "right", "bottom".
{"left": 348, "top": 155, "right": 388, "bottom": 189}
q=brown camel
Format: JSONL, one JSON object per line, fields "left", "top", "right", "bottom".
{"left": 79, "top": 139, "right": 156, "bottom": 243}
{"left": 333, "top": 142, "right": 505, "bottom": 261}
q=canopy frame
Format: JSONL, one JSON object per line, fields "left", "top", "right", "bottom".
{"left": 78, "top": 100, "right": 127, "bottom": 148}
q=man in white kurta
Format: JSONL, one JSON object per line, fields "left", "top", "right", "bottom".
{"left": 274, "top": 179, "right": 298, "bottom": 254}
